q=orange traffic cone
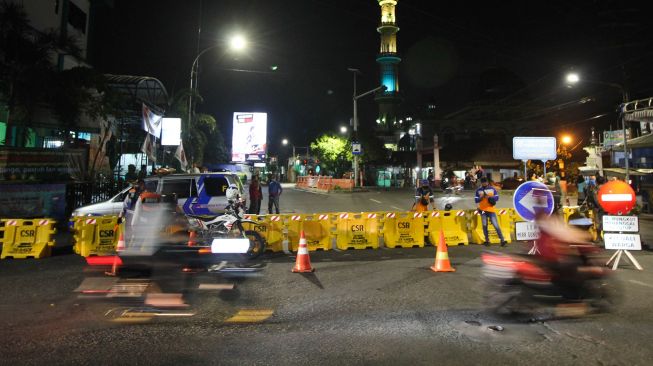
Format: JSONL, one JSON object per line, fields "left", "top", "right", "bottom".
{"left": 292, "top": 231, "right": 314, "bottom": 273}
{"left": 116, "top": 225, "right": 126, "bottom": 252}
{"left": 431, "top": 230, "right": 455, "bottom": 272}
{"left": 187, "top": 231, "right": 197, "bottom": 247}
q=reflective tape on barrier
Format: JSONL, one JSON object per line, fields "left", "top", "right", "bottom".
{"left": 425, "top": 210, "right": 469, "bottom": 246}
{"left": 383, "top": 212, "right": 424, "bottom": 248}
{"left": 1, "top": 218, "right": 56, "bottom": 259}
{"left": 336, "top": 212, "right": 379, "bottom": 250}
{"left": 288, "top": 214, "right": 333, "bottom": 251}
{"left": 471, "top": 210, "right": 512, "bottom": 244}
{"left": 72, "top": 216, "right": 120, "bottom": 257}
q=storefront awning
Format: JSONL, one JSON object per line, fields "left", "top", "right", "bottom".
{"left": 614, "top": 133, "right": 653, "bottom": 149}
{"left": 602, "top": 167, "right": 652, "bottom": 177}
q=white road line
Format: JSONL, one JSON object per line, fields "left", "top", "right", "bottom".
{"left": 629, "top": 280, "right": 653, "bottom": 288}
{"left": 370, "top": 199, "right": 382, "bottom": 204}
{"left": 391, "top": 206, "right": 403, "bottom": 210}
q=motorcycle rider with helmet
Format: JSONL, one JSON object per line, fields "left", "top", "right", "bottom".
{"left": 414, "top": 179, "right": 435, "bottom": 211}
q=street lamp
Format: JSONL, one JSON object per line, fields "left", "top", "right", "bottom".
{"left": 565, "top": 72, "right": 630, "bottom": 180}
{"left": 340, "top": 126, "right": 348, "bottom": 134}
{"left": 348, "top": 68, "right": 387, "bottom": 187}
{"left": 187, "top": 34, "right": 247, "bottom": 165}
{"left": 561, "top": 135, "right": 572, "bottom": 145}
{"left": 282, "top": 139, "right": 310, "bottom": 181}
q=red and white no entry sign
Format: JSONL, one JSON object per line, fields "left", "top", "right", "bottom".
{"left": 598, "top": 180, "right": 636, "bottom": 215}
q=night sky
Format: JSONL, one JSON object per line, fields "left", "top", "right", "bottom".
{"left": 91, "top": 0, "right": 653, "bottom": 153}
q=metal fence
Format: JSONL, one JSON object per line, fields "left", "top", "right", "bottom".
{"left": 65, "top": 179, "right": 125, "bottom": 216}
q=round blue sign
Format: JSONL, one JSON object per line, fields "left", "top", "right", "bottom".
{"left": 512, "top": 181, "right": 554, "bottom": 222}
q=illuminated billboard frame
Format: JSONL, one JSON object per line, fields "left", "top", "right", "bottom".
{"left": 232, "top": 112, "right": 267, "bottom": 162}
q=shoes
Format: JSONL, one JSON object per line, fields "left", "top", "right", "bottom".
{"left": 500, "top": 241, "right": 507, "bottom": 247}
{"left": 483, "top": 242, "right": 490, "bottom": 247}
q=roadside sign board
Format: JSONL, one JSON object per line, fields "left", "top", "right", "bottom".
{"left": 598, "top": 180, "right": 636, "bottom": 215}
{"left": 602, "top": 215, "right": 639, "bottom": 232}
{"left": 515, "top": 221, "right": 541, "bottom": 241}
{"left": 512, "top": 137, "right": 557, "bottom": 161}
{"left": 604, "top": 233, "right": 642, "bottom": 251}
{"left": 513, "top": 181, "right": 554, "bottom": 221}
{"left": 352, "top": 143, "right": 362, "bottom": 155}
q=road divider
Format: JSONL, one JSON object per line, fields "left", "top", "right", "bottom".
{"left": 425, "top": 210, "right": 469, "bottom": 246}
{"left": 1, "top": 218, "right": 56, "bottom": 259}
{"left": 383, "top": 212, "right": 425, "bottom": 248}
{"left": 336, "top": 212, "right": 380, "bottom": 250}
{"left": 71, "top": 216, "right": 122, "bottom": 257}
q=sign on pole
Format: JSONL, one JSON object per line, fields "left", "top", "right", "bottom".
{"left": 602, "top": 215, "right": 639, "bottom": 232}
{"left": 598, "top": 180, "right": 636, "bottom": 215}
{"left": 604, "top": 234, "right": 642, "bottom": 251}
{"left": 515, "top": 221, "right": 541, "bottom": 241}
{"left": 512, "top": 137, "right": 557, "bottom": 161}
{"left": 352, "top": 142, "right": 362, "bottom": 155}
{"left": 513, "top": 181, "right": 554, "bottom": 221}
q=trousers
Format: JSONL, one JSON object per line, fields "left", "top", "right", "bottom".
{"left": 481, "top": 211, "right": 505, "bottom": 242}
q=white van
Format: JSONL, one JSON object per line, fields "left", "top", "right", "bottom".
{"left": 71, "top": 173, "right": 246, "bottom": 217}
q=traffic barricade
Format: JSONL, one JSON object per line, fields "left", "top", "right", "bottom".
{"left": 82, "top": 216, "right": 120, "bottom": 257}
{"left": 562, "top": 206, "right": 581, "bottom": 224}
{"left": 383, "top": 212, "right": 425, "bottom": 248}
{"left": 242, "top": 214, "right": 286, "bottom": 252}
{"left": 425, "top": 210, "right": 469, "bottom": 246}
{"left": 287, "top": 214, "right": 333, "bottom": 251}
{"left": 509, "top": 208, "right": 527, "bottom": 241}
{"left": 1, "top": 218, "right": 56, "bottom": 259}
{"left": 335, "top": 212, "right": 380, "bottom": 250}
{"left": 470, "top": 209, "right": 513, "bottom": 244}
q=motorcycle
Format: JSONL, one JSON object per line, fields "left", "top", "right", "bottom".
{"left": 481, "top": 218, "right": 618, "bottom": 318}
{"left": 185, "top": 198, "right": 265, "bottom": 259}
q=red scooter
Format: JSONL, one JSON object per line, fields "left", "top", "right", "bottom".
{"left": 481, "top": 216, "right": 619, "bottom": 318}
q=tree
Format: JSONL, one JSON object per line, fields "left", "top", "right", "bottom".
{"left": 310, "top": 134, "right": 352, "bottom": 177}
{"left": 166, "top": 88, "right": 228, "bottom": 169}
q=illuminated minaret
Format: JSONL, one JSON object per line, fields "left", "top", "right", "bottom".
{"left": 375, "top": 0, "right": 401, "bottom": 134}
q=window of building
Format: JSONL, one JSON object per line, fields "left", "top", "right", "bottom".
{"left": 68, "top": 2, "right": 87, "bottom": 34}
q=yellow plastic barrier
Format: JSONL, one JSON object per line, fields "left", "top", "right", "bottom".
{"left": 287, "top": 214, "right": 333, "bottom": 251}
{"left": 383, "top": 212, "right": 425, "bottom": 248}
{"left": 425, "top": 210, "right": 469, "bottom": 246}
{"left": 1, "top": 218, "right": 56, "bottom": 259}
{"left": 79, "top": 216, "right": 120, "bottom": 257}
{"left": 508, "top": 208, "right": 527, "bottom": 241}
{"left": 335, "top": 212, "right": 380, "bottom": 250}
{"left": 562, "top": 206, "right": 581, "bottom": 224}
{"left": 470, "top": 209, "right": 513, "bottom": 244}
{"left": 242, "top": 214, "right": 288, "bottom": 252}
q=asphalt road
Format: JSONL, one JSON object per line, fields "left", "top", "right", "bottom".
{"left": 1, "top": 186, "right": 653, "bottom": 365}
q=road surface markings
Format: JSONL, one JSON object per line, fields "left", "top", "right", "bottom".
{"left": 370, "top": 199, "right": 382, "bottom": 203}
{"left": 391, "top": 206, "right": 403, "bottom": 210}
{"left": 225, "top": 309, "right": 274, "bottom": 323}
{"left": 629, "top": 280, "right": 653, "bottom": 288}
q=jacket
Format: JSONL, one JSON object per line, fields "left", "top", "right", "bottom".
{"left": 475, "top": 185, "right": 499, "bottom": 213}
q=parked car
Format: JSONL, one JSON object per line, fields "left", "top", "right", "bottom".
{"left": 71, "top": 172, "right": 247, "bottom": 218}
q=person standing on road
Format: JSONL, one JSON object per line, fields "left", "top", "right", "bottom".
{"left": 267, "top": 174, "right": 283, "bottom": 214}
{"left": 248, "top": 177, "right": 262, "bottom": 214}
{"left": 475, "top": 177, "right": 507, "bottom": 247}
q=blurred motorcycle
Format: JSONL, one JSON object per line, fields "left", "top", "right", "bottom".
{"left": 482, "top": 215, "right": 619, "bottom": 318}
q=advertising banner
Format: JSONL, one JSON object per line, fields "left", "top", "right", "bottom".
{"left": 232, "top": 112, "right": 267, "bottom": 162}
{"left": 0, "top": 184, "right": 67, "bottom": 221}
{"left": 513, "top": 137, "right": 557, "bottom": 161}
{"left": 603, "top": 130, "right": 631, "bottom": 149}
{"left": 161, "top": 118, "right": 181, "bottom": 146}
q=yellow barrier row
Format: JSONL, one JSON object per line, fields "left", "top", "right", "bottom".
{"left": 64, "top": 207, "right": 597, "bottom": 256}
{"left": 0, "top": 218, "right": 57, "bottom": 259}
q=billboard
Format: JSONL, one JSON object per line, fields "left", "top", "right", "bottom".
{"left": 232, "top": 112, "right": 267, "bottom": 162}
{"left": 161, "top": 118, "right": 181, "bottom": 146}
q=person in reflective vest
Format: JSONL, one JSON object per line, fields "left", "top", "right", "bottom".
{"left": 475, "top": 177, "right": 507, "bottom": 247}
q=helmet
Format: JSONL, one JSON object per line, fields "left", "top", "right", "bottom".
{"left": 225, "top": 184, "right": 240, "bottom": 201}
{"left": 444, "top": 203, "right": 453, "bottom": 211}
{"left": 421, "top": 179, "right": 429, "bottom": 186}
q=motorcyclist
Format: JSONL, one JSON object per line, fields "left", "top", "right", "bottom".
{"left": 413, "top": 179, "right": 435, "bottom": 211}
{"left": 225, "top": 184, "right": 245, "bottom": 217}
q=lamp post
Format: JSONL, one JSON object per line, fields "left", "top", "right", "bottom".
{"left": 282, "top": 139, "right": 310, "bottom": 181}
{"left": 566, "top": 72, "right": 630, "bottom": 180}
{"left": 187, "top": 34, "right": 247, "bottom": 166}
{"left": 348, "top": 68, "right": 387, "bottom": 187}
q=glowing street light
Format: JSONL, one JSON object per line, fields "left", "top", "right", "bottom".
{"left": 229, "top": 34, "right": 247, "bottom": 51}
{"left": 282, "top": 138, "right": 288, "bottom": 146}
{"left": 566, "top": 72, "right": 580, "bottom": 85}
{"left": 561, "top": 135, "right": 572, "bottom": 145}
{"left": 340, "top": 126, "right": 348, "bottom": 134}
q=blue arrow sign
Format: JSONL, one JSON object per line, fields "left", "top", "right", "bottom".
{"left": 513, "top": 181, "right": 554, "bottom": 222}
